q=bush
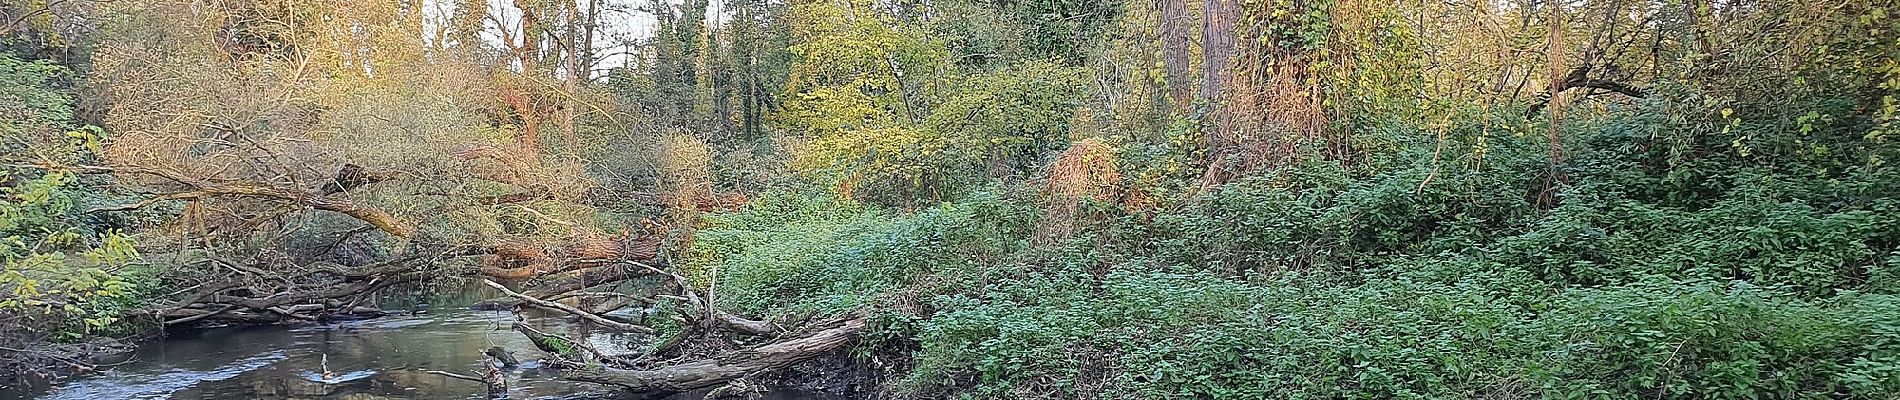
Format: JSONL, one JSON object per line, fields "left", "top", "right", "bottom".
{"left": 1, "top": 171, "right": 149, "bottom": 340}
{"left": 697, "top": 188, "right": 1034, "bottom": 317}
{"left": 696, "top": 61, "right": 1900, "bottom": 399}
{"left": 1, "top": 52, "right": 152, "bottom": 342}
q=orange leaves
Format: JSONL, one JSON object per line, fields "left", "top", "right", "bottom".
{"left": 1040, "top": 138, "right": 1123, "bottom": 241}
{"left": 1046, "top": 138, "right": 1124, "bottom": 205}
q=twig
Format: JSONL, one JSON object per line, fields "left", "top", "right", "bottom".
{"left": 1656, "top": 339, "right": 1688, "bottom": 400}
{"left": 423, "top": 369, "right": 487, "bottom": 383}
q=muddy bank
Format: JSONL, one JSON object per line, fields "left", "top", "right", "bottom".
{"left": 0, "top": 338, "right": 140, "bottom": 387}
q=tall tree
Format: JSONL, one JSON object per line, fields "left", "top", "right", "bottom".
{"left": 1199, "top": 0, "right": 1234, "bottom": 100}
{"left": 448, "top": 0, "right": 487, "bottom": 54}
{"left": 1158, "top": 0, "right": 1190, "bottom": 107}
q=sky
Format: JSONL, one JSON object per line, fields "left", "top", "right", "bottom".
{"left": 420, "top": 0, "right": 703, "bottom": 72}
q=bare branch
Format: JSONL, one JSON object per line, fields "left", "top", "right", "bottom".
{"left": 484, "top": 279, "right": 654, "bottom": 333}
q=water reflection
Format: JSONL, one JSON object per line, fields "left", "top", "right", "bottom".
{"left": 11, "top": 285, "right": 838, "bottom": 400}
{"left": 25, "top": 310, "right": 609, "bottom": 400}
{"left": 33, "top": 351, "right": 290, "bottom": 400}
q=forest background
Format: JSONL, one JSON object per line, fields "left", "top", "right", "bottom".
{"left": 3, "top": 0, "right": 1900, "bottom": 397}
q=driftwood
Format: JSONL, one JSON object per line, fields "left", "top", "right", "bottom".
{"left": 424, "top": 369, "right": 486, "bottom": 383}
{"left": 620, "top": 261, "right": 780, "bottom": 336}
{"left": 484, "top": 346, "right": 519, "bottom": 368}
{"left": 512, "top": 322, "right": 641, "bottom": 369}
{"left": 424, "top": 366, "right": 507, "bottom": 398}
{"left": 525, "top": 263, "right": 649, "bottom": 298}
{"left": 146, "top": 253, "right": 436, "bottom": 326}
{"left": 514, "top": 323, "right": 582, "bottom": 360}
{"left": 159, "top": 302, "right": 388, "bottom": 325}
{"left": 562, "top": 317, "right": 867, "bottom": 399}
{"left": 490, "top": 259, "right": 838, "bottom": 398}
{"left": 485, "top": 279, "right": 654, "bottom": 333}
{"left": 713, "top": 310, "right": 778, "bottom": 336}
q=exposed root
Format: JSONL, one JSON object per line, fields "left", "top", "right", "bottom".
{"left": 0, "top": 338, "right": 137, "bottom": 385}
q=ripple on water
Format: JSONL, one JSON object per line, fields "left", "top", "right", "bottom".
{"left": 295, "top": 369, "right": 376, "bottom": 384}
{"left": 36, "top": 351, "right": 289, "bottom": 400}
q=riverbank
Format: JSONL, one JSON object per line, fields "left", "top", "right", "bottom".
{"left": 0, "top": 337, "right": 139, "bottom": 388}
{"left": 3, "top": 278, "right": 877, "bottom": 400}
{"left": 5, "top": 288, "right": 856, "bottom": 399}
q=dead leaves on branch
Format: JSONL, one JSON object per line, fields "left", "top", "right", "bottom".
{"left": 1038, "top": 138, "right": 1124, "bottom": 241}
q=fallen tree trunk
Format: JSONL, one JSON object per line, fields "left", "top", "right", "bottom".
{"left": 41, "top": 163, "right": 418, "bottom": 238}
{"left": 478, "top": 232, "right": 660, "bottom": 281}
{"left": 562, "top": 317, "right": 866, "bottom": 399}
{"left": 145, "top": 254, "right": 434, "bottom": 327}
{"left": 485, "top": 279, "right": 654, "bottom": 333}
{"left": 524, "top": 262, "right": 648, "bottom": 298}
{"left": 713, "top": 310, "right": 780, "bottom": 336}
{"left": 159, "top": 305, "right": 384, "bottom": 325}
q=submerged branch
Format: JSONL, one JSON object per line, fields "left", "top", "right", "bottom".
{"left": 423, "top": 369, "right": 487, "bottom": 383}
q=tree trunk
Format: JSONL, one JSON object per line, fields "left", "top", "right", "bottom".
{"left": 562, "top": 318, "right": 866, "bottom": 399}
{"left": 583, "top": 0, "right": 600, "bottom": 72}
{"left": 1543, "top": 1, "right": 1569, "bottom": 186}
{"left": 1200, "top": 0, "right": 1236, "bottom": 101}
{"left": 514, "top": 0, "right": 541, "bottom": 70}
{"left": 1159, "top": 0, "right": 1191, "bottom": 107}
{"left": 512, "top": 0, "right": 544, "bottom": 149}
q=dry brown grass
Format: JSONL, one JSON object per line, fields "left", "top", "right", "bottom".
{"left": 1039, "top": 138, "right": 1121, "bottom": 241}
{"left": 660, "top": 133, "right": 715, "bottom": 211}
{"left": 1207, "top": 58, "right": 1330, "bottom": 185}
{"left": 1196, "top": 0, "right": 1354, "bottom": 189}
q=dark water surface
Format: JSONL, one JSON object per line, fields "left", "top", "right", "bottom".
{"left": 6, "top": 286, "right": 837, "bottom": 400}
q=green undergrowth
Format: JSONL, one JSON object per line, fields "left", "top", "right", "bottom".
{"left": 690, "top": 98, "right": 1900, "bottom": 398}
{"left": 691, "top": 186, "right": 1034, "bottom": 318}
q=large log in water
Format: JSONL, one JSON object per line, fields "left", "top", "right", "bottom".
{"left": 562, "top": 317, "right": 866, "bottom": 399}
{"left": 483, "top": 279, "right": 653, "bottom": 333}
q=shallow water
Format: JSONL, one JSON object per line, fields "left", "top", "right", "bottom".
{"left": 5, "top": 286, "right": 836, "bottom": 400}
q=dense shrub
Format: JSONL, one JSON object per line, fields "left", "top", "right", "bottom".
{"left": 1, "top": 53, "right": 153, "bottom": 342}
{"left": 693, "top": 95, "right": 1900, "bottom": 397}
{"left": 696, "top": 188, "right": 1034, "bottom": 317}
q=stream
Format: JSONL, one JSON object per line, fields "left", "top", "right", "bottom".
{"left": 2, "top": 284, "right": 839, "bottom": 400}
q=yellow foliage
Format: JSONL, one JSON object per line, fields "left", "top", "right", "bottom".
{"left": 793, "top": 126, "right": 948, "bottom": 194}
